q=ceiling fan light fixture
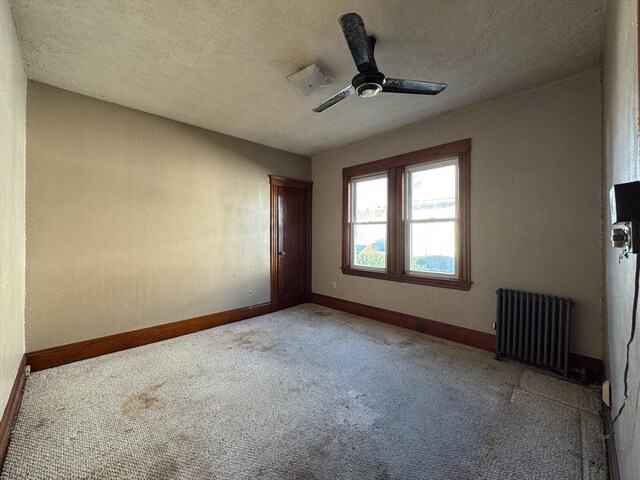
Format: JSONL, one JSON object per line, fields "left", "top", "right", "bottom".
{"left": 355, "top": 82, "right": 382, "bottom": 98}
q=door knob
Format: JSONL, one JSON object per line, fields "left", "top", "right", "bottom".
{"left": 278, "top": 251, "right": 285, "bottom": 256}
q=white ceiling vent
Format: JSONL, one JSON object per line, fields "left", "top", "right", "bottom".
{"left": 286, "top": 63, "right": 333, "bottom": 96}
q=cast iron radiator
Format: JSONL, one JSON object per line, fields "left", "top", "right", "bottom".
{"left": 495, "top": 289, "right": 574, "bottom": 377}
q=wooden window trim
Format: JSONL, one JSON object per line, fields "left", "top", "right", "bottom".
{"left": 341, "top": 139, "right": 472, "bottom": 291}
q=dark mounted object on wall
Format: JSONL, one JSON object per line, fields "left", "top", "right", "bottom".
{"left": 495, "top": 289, "right": 573, "bottom": 378}
{"left": 610, "top": 181, "right": 640, "bottom": 254}
{"left": 313, "top": 13, "right": 447, "bottom": 112}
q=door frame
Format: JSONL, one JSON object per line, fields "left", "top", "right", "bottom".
{"left": 269, "top": 175, "right": 313, "bottom": 311}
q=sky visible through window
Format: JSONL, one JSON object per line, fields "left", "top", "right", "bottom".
{"left": 353, "top": 176, "right": 387, "bottom": 268}
{"left": 354, "top": 176, "right": 387, "bottom": 222}
{"left": 352, "top": 164, "right": 457, "bottom": 273}
{"left": 409, "top": 164, "right": 456, "bottom": 266}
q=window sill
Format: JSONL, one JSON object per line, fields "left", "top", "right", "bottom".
{"left": 341, "top": 267, "right": 472, "bottom": 291}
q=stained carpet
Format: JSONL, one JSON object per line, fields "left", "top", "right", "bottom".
{"left": 1, "top": 304, "right": 607, "bottom": 479}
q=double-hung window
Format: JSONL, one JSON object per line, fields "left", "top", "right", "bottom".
{"left": 351, "top": 174, "right": 388, "bottom": 270}
{"left": 406, "top": 160, "right": 458, "bottom": 277}
{"left": 342, "top": 139, "right": 471, "bottom": 290}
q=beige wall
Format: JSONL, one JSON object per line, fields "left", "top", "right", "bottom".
{"left": 26, "top": 82, "right": 310, "bottom": 351}
{"left": 603, "top": 0, "right": 639, "bottom": 478}
{"left": 0, "top": 0, "right": 26, "bottom": 412}
{"left": 312, "top": 70, "right": 602, "bottom": 359}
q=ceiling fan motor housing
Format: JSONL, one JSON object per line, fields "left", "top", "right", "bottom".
{"left": 312, "top": 13, "right": 446, "bottom": 112}
{"left": 352, "top": 71, "right": 385, "bottom": 97}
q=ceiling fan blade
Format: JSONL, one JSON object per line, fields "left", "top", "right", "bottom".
{"left": 313, "top": 85, "right": 355, "bottom": 113}
{"left": 338, "top": 13, "right": 377, "bottom": 72}
{"left": 382, "top": 78, "right": 447, "bottom": 95}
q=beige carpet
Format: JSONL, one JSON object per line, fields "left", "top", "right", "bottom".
{"left": 1, "top": 304, "right": 606, "bottom": 479}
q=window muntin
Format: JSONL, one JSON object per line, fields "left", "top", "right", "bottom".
{"left": 406, "top": 160, "right": 458, "bottom": 278}
{"left": 350, "top": 174, "right": 387, "bottom": 270}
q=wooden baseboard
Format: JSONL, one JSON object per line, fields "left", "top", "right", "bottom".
{"left": 310, "top": 292, "right": 495, "bottom": 352}
{"left": 310, "top": 293, "right": 603, "bottom": 383}
{"left": 603, "top": 405, "right": 620, "bottom": 480}
{"left": 0, "top": 354, "right": 27, "bottom": 471}
{"left": 27, "top": 302, "right": 272, "bottom": 372}
{"left": 24, "top": 293, "right": 605, "bottom": 381}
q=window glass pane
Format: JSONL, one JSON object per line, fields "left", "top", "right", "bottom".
{"left": 353, "top": 224, "right": 386, "bottom": 269}
{"left": 410, "top": 164, "right": 456, "bottom": 220}
{"left": 409, "top": 221, "right": 455, "bottom": 274}
{"left": 354, "top": 176, "right": 387, "bottom": 223}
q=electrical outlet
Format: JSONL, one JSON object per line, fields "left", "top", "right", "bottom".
{"left": 602, "top": 380, "right": 611, "bottom": 407}
{"left": 25, "top": 365, "right": 31, "bottom": 376}
{"left": 332, "top": 281, "right": 337, "bottom": 289}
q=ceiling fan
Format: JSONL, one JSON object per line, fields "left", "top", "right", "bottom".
{"left": 313, "top": 12, "right": 447, "bottom": 113}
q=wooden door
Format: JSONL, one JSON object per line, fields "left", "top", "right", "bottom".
{"left": 270, "top": 176, "right": 312, "bottom": 310}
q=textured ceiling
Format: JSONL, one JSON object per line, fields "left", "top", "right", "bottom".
{"left": 11, "top": 0, "right": 604, "bottom": 156}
